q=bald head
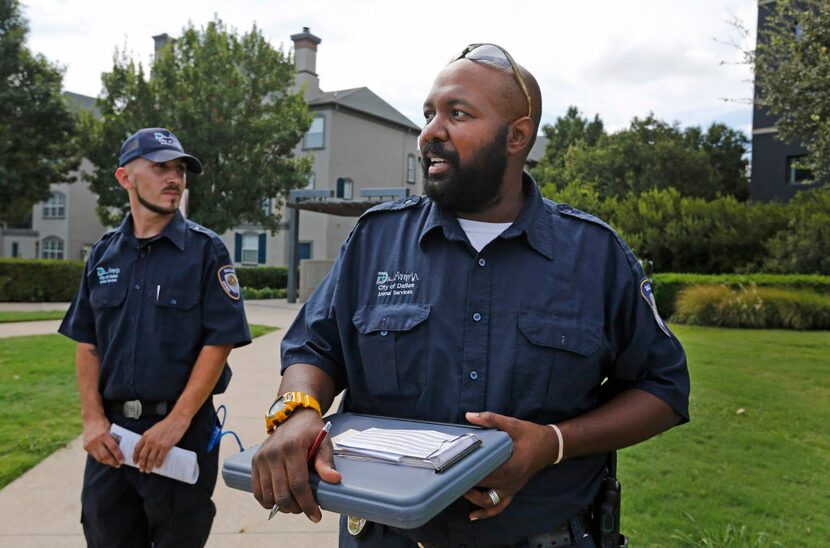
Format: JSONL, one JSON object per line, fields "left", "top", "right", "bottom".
{"left": 444, "top": 57, "right": 542, "bottom": 154}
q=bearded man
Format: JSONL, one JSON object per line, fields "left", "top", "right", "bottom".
{"left": 251, "top": 45, "right": 690, "bottom": 547}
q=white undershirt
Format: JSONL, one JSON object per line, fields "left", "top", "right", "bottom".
{"left": 457, "top": 218, "right": 513, "bottom": 252}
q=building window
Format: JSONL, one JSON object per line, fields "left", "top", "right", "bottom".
{"left": 336, "top": 177, "right": 353, "bottom": 200}
{"left": 241, "top": 233, "right": 259, "bottom": 264}
{"left": 42, "top": 192, "right": 66, "bottom": 219}
{"left": 299, "top": 242, "right": 312, "bottom": 261}
{"left": 303, "top": 116, "right": 325, "bottom": 149}
{"left": 41, "top": 236, "right": 64, "bottom": 259}
{"left": 305, "top": 171, "right": 316, "bottom": 190}
{"left": 261, "top": 197, "right": 273, "bottom": 216}
{"left": 406, "top": 154, "right": 417, "bottom": 184}
{"left": 11, "top": 242, "right": 19, "bottom": 258}
{"left": 786, "top": 156, "right": 813, "bottom": 185}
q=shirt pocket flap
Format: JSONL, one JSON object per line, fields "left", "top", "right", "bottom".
{"left": 89, "top": 284, "right": 127, "bottom": 308}
{"left": 518, "top": 313, "right": 602, "bottom": 356}
{"left": 154, "top": 285, "right": 199, "bottom": 310}
{"left": 352, "top": 304, "right": 431, "bottom": 334}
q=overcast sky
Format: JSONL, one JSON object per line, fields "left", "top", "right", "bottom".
{"left": 24, "top": 0, "right": 758, "bottom": 135}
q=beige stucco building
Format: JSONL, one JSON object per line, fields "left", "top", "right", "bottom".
{"left": 219, "top": 28, "right": 424, "bottom": 268}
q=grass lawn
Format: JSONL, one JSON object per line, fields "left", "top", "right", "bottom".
{"left": 0, "top": 323, "right": 277, "bottom": 489}
{"left": 621, "top": 325, "right": 830, "bottom": 547}
{"left": 0, "top": 310, "right": 66, "bottom": 323}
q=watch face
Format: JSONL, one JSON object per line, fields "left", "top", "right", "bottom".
{"left": 268, "top": 397, "right": 286, "bottom": 416}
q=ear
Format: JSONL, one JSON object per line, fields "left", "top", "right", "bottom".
{"left": 506, "top": 117, "right": 535, "bottom": 156}
{"left": 114, "top": 167, "right": 132, "bottom": 190}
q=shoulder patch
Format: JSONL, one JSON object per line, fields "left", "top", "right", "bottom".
{"left": 640, "top": 278, "right": 671, "bottom": 337}
{"left": 217, "top": 265, "right": 241, "bottom": 300}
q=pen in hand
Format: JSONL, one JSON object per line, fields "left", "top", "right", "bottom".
{"left": 268, "top": 420, "right": 333, "bottom": 521}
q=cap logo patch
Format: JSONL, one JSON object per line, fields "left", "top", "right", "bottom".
{"left": 640, "top": 278, "right": 671, "bottom": 337}
{"left": 217, "top": 265, "right": 241, "bottom": 300}
{"left": 153, "top": 132, "right": 180, "bottom": 148}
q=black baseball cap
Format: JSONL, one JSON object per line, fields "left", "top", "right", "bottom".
{"left": 118, "top": 128, "right": 203, "bottom": 174}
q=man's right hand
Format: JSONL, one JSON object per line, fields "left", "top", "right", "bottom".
{"left": 82, "top": 415, "right": 124, "bottom": 467}
{"left": 251, "top": 408, "right": 341, "bottom": 522}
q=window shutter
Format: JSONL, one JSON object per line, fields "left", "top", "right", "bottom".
{"left": 258, "top": 233, "right": 267, "bottom": 264}
{"left": 234, "top": 233, "right": 242, "bottom": 262}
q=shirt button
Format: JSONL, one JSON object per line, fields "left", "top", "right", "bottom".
{"left": 472, "top": 313, "right": 481, "bottom": 322}
{"left": 134, "top": 284, "right": 140, "bottom": 290}
{"left": 478, "top": 258, "right": 486, "bottom": 267}
{"left": 170, "top": 299, "right": 177, "bottom": 305}
{"left": 469, "top": 371, "right": 478, "bottom": 380}
{"left": 380, "top": 330, "right": 388, "bottom": 337}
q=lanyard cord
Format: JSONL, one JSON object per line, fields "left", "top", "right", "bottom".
{"left": 208, "top": 404, "right": 245, "bottom": 453}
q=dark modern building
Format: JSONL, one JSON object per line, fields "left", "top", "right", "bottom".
{"left": 750, "top": 0, "right": 822, "bottom": 201}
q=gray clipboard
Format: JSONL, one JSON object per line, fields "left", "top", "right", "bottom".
{"left": 222, "top": 413, "right": 513, "bottom": 529}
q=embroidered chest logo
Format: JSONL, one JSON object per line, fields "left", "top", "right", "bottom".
{"left": 96, "top": 266, "right": 120, "bottom": 285}
{"left": 376, "top": 271, "right": 420, "bottom": 298}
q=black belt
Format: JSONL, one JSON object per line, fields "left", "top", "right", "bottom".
{"left": 417, "top": 509, "right": 593, "bottom": 548}
{"left": 523, "top": 509, "right": 593, "bottom": 547}
{"left": 105, "top": 400, "right": 171, "bottom": 419}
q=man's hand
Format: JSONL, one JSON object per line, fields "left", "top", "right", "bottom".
{"left": 133, "top": 414, "right": 191, "bottom": 473}
{"left": 463, "top": 411, "right": 558, "bottom": 521}
{"left": 251, "top": 408, "right": 341, "bottom": 523}
{"left": 82, "top": 415, "right": 124, "bottom": 468}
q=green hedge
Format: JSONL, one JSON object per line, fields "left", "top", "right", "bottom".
{"left": 652, "top": 273, "right": 830, "bottom": 318}
{"left": 672, "top": 285, "right": 830, "bottom": 330}
{"left": 242, "top": 287, "right": 287, "bottom": 300}
{"left": 0, "top": 259, "right": 85, "bottom": 302}
{"left": 235, "top": 266, "right": 288, "bottom": 290}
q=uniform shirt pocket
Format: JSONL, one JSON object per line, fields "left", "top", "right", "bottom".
{"left": 513, "top": 312, "right": 604, "bottom": 420}
{"left": 352, "top": 303, "right": 431, "bottom": 398}
{"left": 89, "top": 283, "right": 128, "bottom": 344}
{"left": 152, "top": 285, "right": 201, "bottom": 355}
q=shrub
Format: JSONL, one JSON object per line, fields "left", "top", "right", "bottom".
{"left": 651, "top": 273, "right": 830, "bottom": 318}
{"left": 0, "top": 259, "right": 84, "bottom": 302}
{"left": 242, "top": 287, "right": 287, "bottom": 300}
{"left": 235, "top": 267, "right": 288, "bottom": 290}
{"left": 672, "top": 285, "right": 830, "bottom": 330}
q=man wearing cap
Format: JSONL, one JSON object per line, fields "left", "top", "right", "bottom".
{"left": 60, "top": 128, "right": 251, "bottom": 547}
{"left": 252, "top": 45, "right": 689, "bottom": 547}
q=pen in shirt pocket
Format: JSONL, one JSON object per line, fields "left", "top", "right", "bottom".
{"left": 156, "top": 285, "right": 160, "bottom": 301}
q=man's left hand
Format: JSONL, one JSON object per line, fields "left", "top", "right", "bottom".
{"left": 133, "top": 414, "right": 191, "bottom": 473}
{"left": 463, "top": 411, "right": 557, "bottom": 521}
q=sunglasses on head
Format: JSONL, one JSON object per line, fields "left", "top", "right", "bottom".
{"left": 453, "top": 43, "right": 532, "bottom": 119}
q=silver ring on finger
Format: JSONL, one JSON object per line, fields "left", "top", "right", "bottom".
{"left": 487, "top": 489, "right": 501, "bottom": 506}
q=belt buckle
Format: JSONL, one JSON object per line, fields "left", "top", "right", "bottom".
{"left": 123, "top": 400, "right": 142, "bottom": 419}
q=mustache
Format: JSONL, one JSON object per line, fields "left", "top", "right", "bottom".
{"left": 421, "top": 140, "right": 459, "bottom": 166}
{"left": 162, "top": 185, "right": 181, "bottom": 194}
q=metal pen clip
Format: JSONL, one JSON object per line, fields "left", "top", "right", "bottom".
{"left": 156, "top": 285, "right": 160, "bottom": 301}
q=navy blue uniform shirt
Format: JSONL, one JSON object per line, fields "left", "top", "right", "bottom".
{"left": 60, "top": 210, "right": 251, "bottom": 402}
{"left": 281, "top": 174, "right": 690, "bottom": 544}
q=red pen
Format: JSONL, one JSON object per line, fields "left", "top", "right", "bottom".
{"left": 269, "top": 421, "right": 333, "bottom": 520}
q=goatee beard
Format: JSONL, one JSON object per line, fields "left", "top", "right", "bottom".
{"left": 421, "top": 124, "right": 509, "bottom": 213}
{"left": 136, "top": 187, "right": 179, "bottom": 216}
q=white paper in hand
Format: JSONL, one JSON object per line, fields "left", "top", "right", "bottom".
{"left": 110, "top": 424, "right": 200, "bottom": 484}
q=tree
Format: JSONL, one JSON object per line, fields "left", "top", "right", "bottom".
{"left": 82, "top": 17, "right": 312, "bottom": 233}
{"left": 534, "top": 111, "right": 749, "bottom": 201}
{"left": 754, "top": 0, "right": 830, "bottom": 183}
{"left": 0, "top": 0, "right": 79, "bottom": 225}
{"left": 531, "top": 106, "right": 604, "bottom": 188}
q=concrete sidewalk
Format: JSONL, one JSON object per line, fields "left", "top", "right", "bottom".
{"left": 0, "top": 299, "right": 342, "bottom": 547}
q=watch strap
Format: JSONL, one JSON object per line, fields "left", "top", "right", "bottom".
{"left": 265, "top": 391, "right": 322, "bottom": 434}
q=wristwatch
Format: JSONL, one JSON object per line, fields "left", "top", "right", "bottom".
{"left": 265, "top": 391, "right": 322, "bottom": 434}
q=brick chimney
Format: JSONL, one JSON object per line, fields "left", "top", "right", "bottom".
{"left": 290, "top": 27, "right": 322, "bottom": 98}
